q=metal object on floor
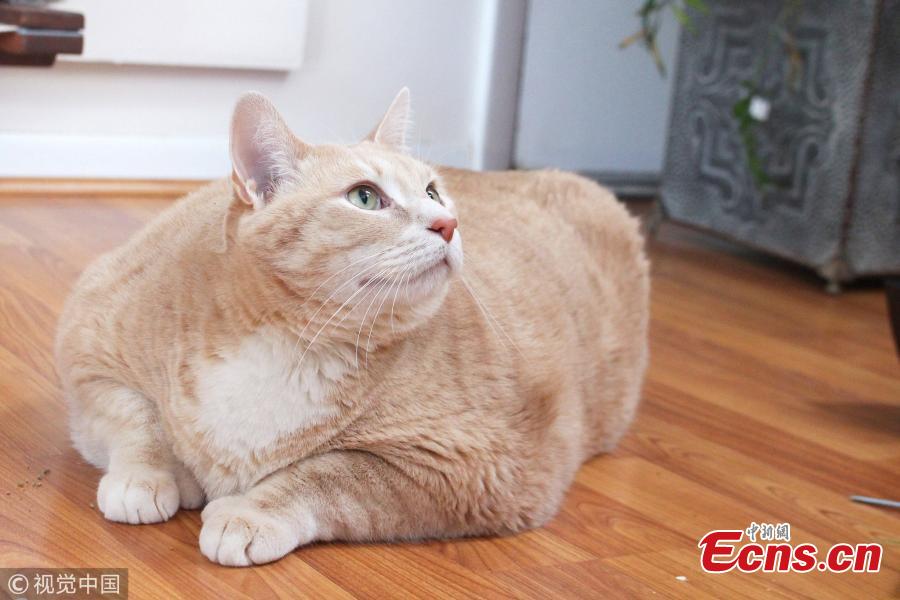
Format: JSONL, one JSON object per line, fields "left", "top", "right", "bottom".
{"left": 851, "top": 495, "right": 900, "bottom": 510}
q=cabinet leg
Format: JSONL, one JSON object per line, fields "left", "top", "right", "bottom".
{"left": 886, "top": 278, "right": 900, "bottom": 357}
{"left": 819, "top": 258, "right": 847, "bottom": 295}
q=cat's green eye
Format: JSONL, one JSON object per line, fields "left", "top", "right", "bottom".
{"left": 347, "top": 185, "right": 382, "bottom": 210}
{"left": 426, "top": 184, "right": 442, "bottom": 205}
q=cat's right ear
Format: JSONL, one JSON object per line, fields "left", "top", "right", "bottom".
{"left": 230, "top": 92, "right": 305, "bottom": 210}
{"left": 365, "top": 87, "right": 412, "bottom": 152}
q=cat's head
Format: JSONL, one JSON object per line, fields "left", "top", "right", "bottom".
{"left": 228, "top": 89, "right": 462, "bottom": 343}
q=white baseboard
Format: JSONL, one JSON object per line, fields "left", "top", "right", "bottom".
{"left": 0, "top": 133, "right": 231, "bottom": 180}
{"left": 0, "top": 133, "right": 474, "bottom": 180}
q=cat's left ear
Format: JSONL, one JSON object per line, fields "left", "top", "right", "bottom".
{"left": 230, "top": 92, "right": 306, "bottom": 210}
{"left": 365, "top": 87, "right": 412, "bottom": 152}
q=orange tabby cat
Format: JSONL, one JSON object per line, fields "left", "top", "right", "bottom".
{"left": 55, "top": 89, "right": 649, "bottom": 566}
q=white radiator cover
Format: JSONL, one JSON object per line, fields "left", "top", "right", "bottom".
{"left": 55, "top": 0, "right": 307, "bottom": 71}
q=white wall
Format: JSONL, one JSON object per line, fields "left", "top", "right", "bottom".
{"left": 515, "top": 0, "right": 679, "bottom": 175}
{"left": 0, "top": 0, "right": 524, "bottom": 179}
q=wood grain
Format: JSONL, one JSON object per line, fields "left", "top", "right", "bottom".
{"left": 0, "top": 180, "right": 897, "bottom": 599}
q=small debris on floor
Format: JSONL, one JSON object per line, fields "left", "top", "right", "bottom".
{"left": 17, "top": 481, "right": 26, "bottom": 488}
{"left": 32, "top": 481, "right": 42, "bottom": 488}
{"left": 675, "top": 576, "right": 688, "bottom": 582}
{"left": 88, "top": 502, "right": 95, "bottom": 509}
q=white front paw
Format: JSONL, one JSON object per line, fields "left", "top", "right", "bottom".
{"left": 199, "top": 496, "right": 313, "bottom": 566}
{"left": 97, "top": 468, "right": 180, "bottom": 524}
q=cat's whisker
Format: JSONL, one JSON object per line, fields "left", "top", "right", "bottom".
{"left": 290, "top": 249, "right": 394, "bottom": 329}
{"left": 313, "top": 241, "right": 426, "bottom": 323}
{"left": 295, "top": 264, "right": 394, "bottom": 373}
{"left": 365, "top": 272, "right": 403, "bottom": 368}
{"left": 469, "top": 279, "right": 522, "bottom": 356}
{"left": 336, "top": 244, "right": 427, "bottom": 364}
{"left": 327, "top": 264, "right": 394, "bottom": 329}
{"left": 400, "top": 263, "right": 415, "bottom": 306}
{"left": 296, "top": 267, "right": 390, "bottom": 376}
{"left": 343, "top": 274, "right": 389, "bottom": 371}
{"left": 290, "top": 255, "right": 391, "bottom": 350}
{"left": 334, "top": 277, "right": 382, "bottom": 330}
{"left": 297, "top": 247, "right": 393, "bottom": 311}
{"left": 460, "top": 275, "right": 525, "bottom": 358}
{"left": 286, "top": 255, "right": 392, "bottom": 376}
{"left": 389, "top": 265, "right": 413, "bottom": 334}
{"left": 355, "top": 276, "right": 394, "bottom": 370}
{"left": 461, "top": 278, "right": 507, "bottom": 350}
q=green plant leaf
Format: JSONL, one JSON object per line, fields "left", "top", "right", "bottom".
{"left": 638, "top": 0, "right": 657, "bottom": 18}
{"left": 732, "top": 84, "right": 771, "bottom": 190}
{"left": 671, "top": 4, "right": 691, "bottom": 29}
{"left": 732, "top": 96, "right": 751, "bottom": 121}
{"left": 684, "top": 0, "right": 709, "bottom": 13}
{"left": 649, "top": 40, "right": 667, "bottom": 76}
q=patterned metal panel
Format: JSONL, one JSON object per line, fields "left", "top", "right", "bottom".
{"left": 660, "top": 0, "right": 879, "bottom": 275}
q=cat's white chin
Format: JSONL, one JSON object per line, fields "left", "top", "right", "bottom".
{"left": 401, "top": 260, "right": 454, "bottom": 303}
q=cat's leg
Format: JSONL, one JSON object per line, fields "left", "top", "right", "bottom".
{"left": 173, "top": 460, "right": 206, "bottom": 510}
{"left": 71, "top": 380, "right": 205, "bottom": 523}
{"left": 199, "top": 450, "right": 465, "bottom": 566}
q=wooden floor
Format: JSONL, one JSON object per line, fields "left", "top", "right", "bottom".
{"left": 1, "top": 180, "right": 898, "bottom": 599}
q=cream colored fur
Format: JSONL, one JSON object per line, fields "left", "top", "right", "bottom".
{"left": 55, "top": 89, "right": 649, "bottom": 566}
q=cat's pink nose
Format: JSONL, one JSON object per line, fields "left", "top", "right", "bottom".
{"left": 429, "top": 217, "right": 457, "bottom": 243}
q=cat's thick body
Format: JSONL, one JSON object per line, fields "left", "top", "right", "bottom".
{"left": 56, "top": 92, "right": 648, "bottom": 566}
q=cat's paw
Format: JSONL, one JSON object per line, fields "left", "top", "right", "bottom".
{"left": 199, "top": 496, "right": 313, "bottom": 566}
{"left": 97, "top": 468, "right": 180, "bottom": 524}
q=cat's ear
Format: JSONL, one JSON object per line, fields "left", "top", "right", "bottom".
{"left": 230, "top": 92, "right": 305, "bottom": 210}
{"left": 365, "top": 87, "right": 412, "bottom": 152}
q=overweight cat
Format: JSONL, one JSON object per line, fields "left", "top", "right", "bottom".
{"left": 55, "top": 89, "right": 649, "bottom": 566}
